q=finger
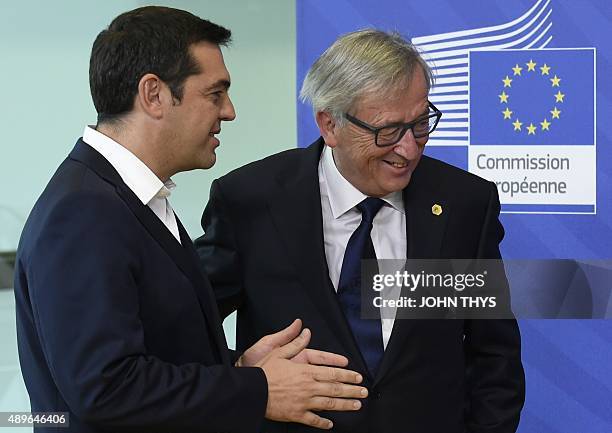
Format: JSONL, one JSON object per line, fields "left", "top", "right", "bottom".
{"left": 309, "top": 365, "right": 363, "bottom": 384}
{"left": 260, "top": 318, "right": 302, "bottom": 348}
{"left": 314, "top": 381, "right": 369, "bottom": 399}
{"left": 276, "top": 328, "right": 311, "bottom": 359}
{"left": 308, "top": 396, "right": 362, "bottom": 412}
{"left": 303, "top": 349, "right": 348, "bottom": 367}
{"left": 300, "top": 411, "right": 334, "bottom": 430}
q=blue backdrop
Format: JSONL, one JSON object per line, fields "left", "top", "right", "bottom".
{"left": 297, "top": 0, "right": 612, "bottom": 431}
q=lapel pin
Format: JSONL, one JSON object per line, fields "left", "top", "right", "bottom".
{"left": 431, "top": 204, "right": 443, "bottom": 216}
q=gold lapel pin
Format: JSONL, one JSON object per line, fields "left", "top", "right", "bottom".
{"left": 431, "top": 204, "right": 443, "bottom": 216}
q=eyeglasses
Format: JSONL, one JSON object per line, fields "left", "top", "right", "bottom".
{"left": 344, "top": 101, "right": 442, "bottom": 147}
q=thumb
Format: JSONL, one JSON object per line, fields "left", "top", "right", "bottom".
{"left": 263, "top": 318, "right": 302, "bottom": 348}
{"left": 276, "top": 328, "right": 311, "bottom": 359}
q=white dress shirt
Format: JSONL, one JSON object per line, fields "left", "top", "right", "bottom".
{"left": 318, "top": 145, "right": 406, "bottom": 349}
{"left": 82, "top": 126, "right": 181, "bottom": 244}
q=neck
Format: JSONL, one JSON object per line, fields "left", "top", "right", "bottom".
{"left": 96, "top": 122, "right": 173, "bottom": 182}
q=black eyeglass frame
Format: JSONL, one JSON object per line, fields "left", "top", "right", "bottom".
{"left": 343, "top": 101, "right": 443, "bottom": 147}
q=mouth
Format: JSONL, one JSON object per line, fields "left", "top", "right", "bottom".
{"left": 206, "top": 132, "right": 220, "bottom": 152}
{"left": 382, "top": 160, "right": 409, "bottom": 169}
{"left": 209, "top": 130, "right": 221, "bottom": 145}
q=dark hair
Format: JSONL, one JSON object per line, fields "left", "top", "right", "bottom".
{"left": 89, "top": 6, "right": 231, "bottom": 124}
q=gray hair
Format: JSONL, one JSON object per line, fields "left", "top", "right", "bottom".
{"left": 299, "top": 29, "right": 433, "bottom": 126}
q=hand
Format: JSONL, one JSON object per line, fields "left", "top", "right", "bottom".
{"left": 238, "top": 319, "right": 348, "bottom": 368}
{"left": 258, "top": 326, "right": 368, "bottom": 430}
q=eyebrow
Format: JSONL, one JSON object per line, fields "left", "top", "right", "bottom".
{"left": 382, "top": 106, "right": 430, "bottom": 126}
{"left": 414, "top": 110, "right": 428, "bottom": 121}
{"left": 205, "top": 79, "right": 231, "bottom": 92}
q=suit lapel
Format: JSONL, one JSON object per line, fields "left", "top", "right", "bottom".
{"left": 373, "top": 156, "right": 451, "bottom": 385}
{"left": 69, "top": 139, "right": 228, "bottom": 363}
{"left": 177, "top": 219, "right": 230, "bottom": 364}
{"left": 406, "top": 208, "right": 448, "bottom": 257}
{"left": 267, "top": 139, "right": 369, "bottom": 374}
{"left": 404, "top": 157, "right": 451, "bottom": 260}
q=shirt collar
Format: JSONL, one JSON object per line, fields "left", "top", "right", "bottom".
{"left": 82, "top": 126, "right": 174, "bottom": 205}
{"left": 155, "top": 179, "right": 176, "bottom": 199}
{"left": 320, "top": 145, "right": 404, "bottom": 219}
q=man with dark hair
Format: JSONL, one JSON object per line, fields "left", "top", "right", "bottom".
{"left": 14, "top": 7, "right": 366, "bottom": 432}
{"left": 197, "top": 29, "right": 525, "bottom": 432}
{"left": 89, "top": 6, "right": 233, "bottom": 125}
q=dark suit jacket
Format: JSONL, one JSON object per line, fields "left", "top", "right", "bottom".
{"left": 14, "top": 139, "right": 268, "bottom": 433}
{"left": 196, "top": 138, "right": 525, "bottom": 433}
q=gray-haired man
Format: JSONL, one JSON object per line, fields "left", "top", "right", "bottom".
{"left": 196, "top": 29, "right": 525, "bottom": 433}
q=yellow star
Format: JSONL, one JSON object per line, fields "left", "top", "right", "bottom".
{"left": 554, "top": 91, "right": 565, "bottom": 103}
{"left": 526, "top": 59, "right": 537, "bottom": 71}
{"left": 540, "top": 118, "right": 551, "bottom": 131}
{"left": 512, "top": 64, "right": 523, "bottom": 76}
{"left": 502, "top": 75, "right": 513, "bottom": 87}
{"left": 527, "top": 123, "right": 537, "bottom": 135}
{"left": 512, "top": 119, "right": 522, "bottom": 131}
{"left": 540, "top": 63, "right": 551, "bottom": 75}
{"left": 551, "top": 107, "right": 561, "bottom": 119}
{"left": 550, "top": 75, "right": 561, "bottom": 87}
{"left": 498, "top": 91, "right": 509, "bottom": 103}
{"left": 502, "top": 107, "right": 513, "bottom": 119}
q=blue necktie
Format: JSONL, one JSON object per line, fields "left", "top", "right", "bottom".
{"left": 337, "top": 197, "right": 385, "bottom": 376}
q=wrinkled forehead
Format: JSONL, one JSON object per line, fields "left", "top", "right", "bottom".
{"left": 351, "top": 74, "right": 430, "bottom": 116}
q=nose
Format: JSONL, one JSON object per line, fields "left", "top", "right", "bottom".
{"left": 221, "top": 94, "right": 236, "bottom": 121}
{"left": 392, "top": 128, "right": 422, "bottom": 159}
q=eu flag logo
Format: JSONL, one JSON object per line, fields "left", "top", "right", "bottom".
{"left": 469, "top": 49, "right": 595, "bottom": 146}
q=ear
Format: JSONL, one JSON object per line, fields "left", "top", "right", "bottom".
{"left": 315, "top": 111, "right": 340, "bottom": 148}
{"left": 135, "top": 73, "right": 166, "bottom": 120}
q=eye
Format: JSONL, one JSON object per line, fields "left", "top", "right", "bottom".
{"left": 414, "top": 118, "right": 430, "bottom": 133}
{"left": 379, "top": 126, "right": 401, "bottom": 139}
{"left": 208, "top": 91, "right": 224, "bottom": 104}
{"left": 377, "top": 126, "right": 403, "bottom": 145}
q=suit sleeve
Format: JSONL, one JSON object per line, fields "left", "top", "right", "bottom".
{"left": 25, "top": 191, "right": 267, "bottom": 432}
{"left": 465, "top": 183, "right": 526, "bottom": 433}
{"left": 194, "top": 179, "right": 245, "bottom": 319}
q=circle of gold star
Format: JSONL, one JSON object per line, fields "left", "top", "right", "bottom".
{"left": 498, "top": 59, "right": 565, "bottom": 135}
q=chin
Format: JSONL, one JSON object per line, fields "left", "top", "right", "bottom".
{"left": 383, "top": 175, "right": 413, "bottom": 195}
{"left": 199, "top": 152, "right": 217, "bottom": 169}
{"left": 202, "top": 159, "right": 216, "bottom": 169}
